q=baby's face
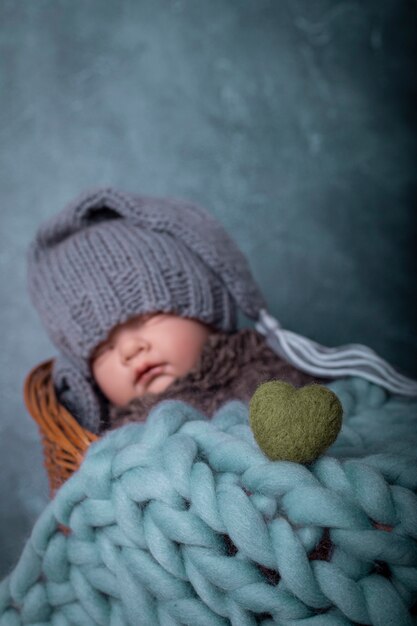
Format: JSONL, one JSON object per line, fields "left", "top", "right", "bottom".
{"left": 90, "top": 313, "right": 211, "bottom": 405}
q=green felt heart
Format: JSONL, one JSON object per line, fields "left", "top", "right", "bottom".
{"left": 249, "top": 381, "right": 343, "bottom": 463}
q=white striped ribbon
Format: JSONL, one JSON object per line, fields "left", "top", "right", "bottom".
{"left": 255, "top": 309, "right": 417, "bottom": 397}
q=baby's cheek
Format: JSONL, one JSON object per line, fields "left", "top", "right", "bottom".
{"left": 92, "top": 359, "right": 127, "bottom": 405}
{"left": 177, "top": 337, "right": 205, "bottom": 370}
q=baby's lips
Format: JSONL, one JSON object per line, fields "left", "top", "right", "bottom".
{"left": 135, "top": 363, "right": 166, "bottom": 386}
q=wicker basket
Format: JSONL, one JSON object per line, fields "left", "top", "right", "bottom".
{"left": 24, "top": 360, "right": 98, "bottom": 497}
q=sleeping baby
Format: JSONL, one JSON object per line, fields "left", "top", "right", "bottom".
{"left": 27, "top": 187, "right": 416, "bottom": 434}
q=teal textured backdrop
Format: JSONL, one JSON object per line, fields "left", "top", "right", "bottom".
{"left": 0, "top": 0, "right": 416, "bottom": 576}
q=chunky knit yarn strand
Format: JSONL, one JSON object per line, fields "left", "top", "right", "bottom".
{"left": 1, "top": 377, "right": 417, "bottom": 625}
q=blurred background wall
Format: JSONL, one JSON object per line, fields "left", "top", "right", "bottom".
{"left": 0, "top": 0, "right": 416, "bottom": 576}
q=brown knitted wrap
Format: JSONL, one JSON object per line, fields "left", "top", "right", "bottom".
{"left": 108, "top": 329, "right": 324, "bottom": 431}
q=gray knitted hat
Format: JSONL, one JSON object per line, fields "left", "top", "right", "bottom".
{"left": 27, "top": 187, "right": 266, "bottom": 430}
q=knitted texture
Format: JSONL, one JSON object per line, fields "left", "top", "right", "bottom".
{"left": 52, "top": 353, "right": 109, "bottom": 432}
{"left": 249, "top": 381, "right": 343, "bottom": 463}
{"left": 27, "top": 188, "right": 266, "bottom": 376}
{"left": 2, "top": 378, "right": 417, "bottom": 625}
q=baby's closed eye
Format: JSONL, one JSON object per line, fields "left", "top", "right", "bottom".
{"left": 91, "top": 341, "right": 114, "bottom": 361}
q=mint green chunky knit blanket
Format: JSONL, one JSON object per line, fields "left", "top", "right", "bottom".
{"left": 1, "top": 377, "right": 417, "bottom": 626}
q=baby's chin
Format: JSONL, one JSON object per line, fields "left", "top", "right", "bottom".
{"left": 139, "top": 373, "right": 176, "bottom": 396}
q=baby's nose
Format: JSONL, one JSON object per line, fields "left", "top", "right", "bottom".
{"left": 119, "top": 333, "right": 149, "bottom": 364}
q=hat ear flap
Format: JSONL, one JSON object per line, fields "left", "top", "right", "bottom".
{"left": 53, "top": 354, "right": 107, "bottom": 433}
